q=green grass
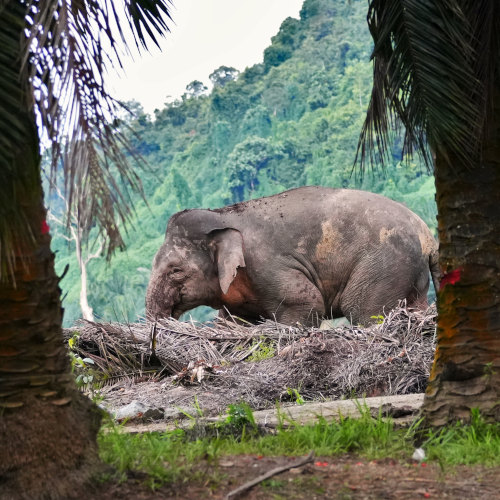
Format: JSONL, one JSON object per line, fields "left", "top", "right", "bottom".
{"left": 97, "top": 406, "right": 500, "bottom": 488}
{"left": 246, "top": 338, "right": 276, "bottom": 361}
{"left": 422, "top": 409, "right": 500, "bottom": 466}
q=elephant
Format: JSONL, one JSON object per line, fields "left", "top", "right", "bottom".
{"left": 146, "top": 186, "right": 440, "bottom": 326}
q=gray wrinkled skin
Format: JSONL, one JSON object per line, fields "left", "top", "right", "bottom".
{"left": 146, "top": 186, "right": 440, "bottom": 326}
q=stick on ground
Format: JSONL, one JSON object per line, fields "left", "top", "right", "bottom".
{"left": 225, "top": 450, "right": 315, "bottom": 499}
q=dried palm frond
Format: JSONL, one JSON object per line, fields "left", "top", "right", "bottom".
{"left": 65, "top": 302, "right": 437, "bottom": 409}
{"left": 0, "top": 1, "right": 173, "bottom": 279}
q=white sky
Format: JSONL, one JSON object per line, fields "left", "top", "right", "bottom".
{"left": 107, "top": 0, "right": 304, "bottom": 115}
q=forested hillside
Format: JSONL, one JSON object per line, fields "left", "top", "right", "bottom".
{"left": 49, "top": 0, "right": 437, "bottom": 326}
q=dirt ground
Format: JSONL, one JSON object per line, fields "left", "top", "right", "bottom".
{"left": 97, "top": 454, "right": 499, "bottom": 499}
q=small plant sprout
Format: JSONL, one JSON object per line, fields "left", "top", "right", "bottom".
{"left": 225, "top": 402, "right": 257, "bottom": 429}
{"left": 246, "top": 338, "right": 276, "bottom": 361}
{"left": 370, "top": 314, "right": 385, "bottom": 324}
{"left": 68, "top": 332, "right": 101, "bottom": 396}
{"left": 287, "top": 388, "right": 305, "bottom": 405}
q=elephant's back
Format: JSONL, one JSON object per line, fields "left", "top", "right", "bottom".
{"left": 220, "top": 186, "right": 434, "bottom": 252}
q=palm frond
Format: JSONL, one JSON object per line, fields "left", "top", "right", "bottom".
{"left": 23, "top": 0, "right": 173, "bottom": 258}
{"left": 357, "top": 0, "right": 492, "bottom": 174}
{"left": 464, "top": 1, "right": 500, "bottom": 146}
{"left": 127, "top": 0, "right": 173, "bottom": 50}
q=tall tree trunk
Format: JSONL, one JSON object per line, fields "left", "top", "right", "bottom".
{"left": 0, "top": 9, "right": 101, "bottom": 498}
{"left": 79, "top": 256, "right": 95, "bottom": 321}
{"left": 74, "top": 226, "right": 96, "bottom": 322}
{"left": 422, "top": 89, "right": 500, "bottom": 425}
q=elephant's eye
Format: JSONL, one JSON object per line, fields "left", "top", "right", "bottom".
{"left": 169, "top": 267, "right": 185, "bottom": 280}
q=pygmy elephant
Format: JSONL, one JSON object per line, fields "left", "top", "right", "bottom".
{"left": 146, "top": 186, "right": 440, "bottom": 326}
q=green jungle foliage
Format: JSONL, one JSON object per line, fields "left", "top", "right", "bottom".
{"left": 48, "top": 0, "right": 437, "bottom": 326}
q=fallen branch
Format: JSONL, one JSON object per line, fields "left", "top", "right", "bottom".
{"left": 225, "top": 450, "right": 315, "bottom": 499}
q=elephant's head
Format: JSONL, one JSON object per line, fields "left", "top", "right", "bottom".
{"left": 145, "top": 210, "right": 246, "bottom": 320}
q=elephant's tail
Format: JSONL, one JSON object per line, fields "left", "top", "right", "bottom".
{"left": 429, "top": 248, "right": 441, "bottom": 294}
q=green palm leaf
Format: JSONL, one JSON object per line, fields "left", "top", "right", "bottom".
{"left": 357, "top": 0, "right": 499, "bottom": 173}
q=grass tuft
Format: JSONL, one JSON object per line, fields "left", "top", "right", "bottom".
{"left": 421, "top": 408, "right": 500, "bottom": 467}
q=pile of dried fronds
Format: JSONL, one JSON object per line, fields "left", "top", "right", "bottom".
{"left": 65, "top": 302, "right": 436, "bottom": 404}
{"left": 65, "top": 315, "right": 306, "bottom": 378}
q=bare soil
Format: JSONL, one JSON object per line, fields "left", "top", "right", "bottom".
{"left": 97, "top": 454, "right": 499, "bottom": 499}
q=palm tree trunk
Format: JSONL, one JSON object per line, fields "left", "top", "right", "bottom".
{"left": 0, "top": 207, "right": 102, "bottom": 499}
{"left": 422, "top": 89, "right": 500, "bottom": 425}
{"left": 0, "top": 12, "right": 101, "bottom": 499}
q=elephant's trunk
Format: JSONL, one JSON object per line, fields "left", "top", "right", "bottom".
{"left": 145, "top": 276, "right": 178, "bottom": 321}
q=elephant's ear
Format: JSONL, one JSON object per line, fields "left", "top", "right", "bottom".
{"left": 209, "top": 229, "right": 246, "bottom": 294}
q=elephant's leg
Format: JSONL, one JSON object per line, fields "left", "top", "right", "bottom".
{"left": 405, "top": 270, "right": 431, "bottom": 310}
{"left": 270, "top": 271, "right": 325, "bottom": 326}
{"left": 340, "top": 263, "right": 430, "bottom": 325}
